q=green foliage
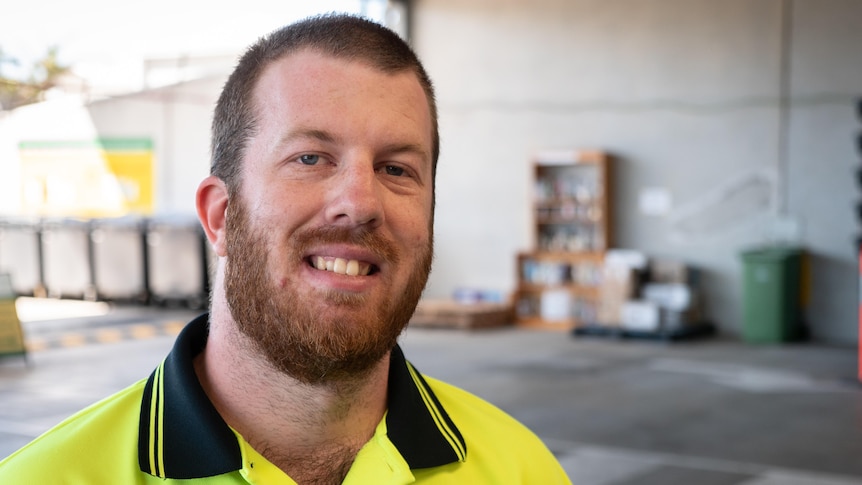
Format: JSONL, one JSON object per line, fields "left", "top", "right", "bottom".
{"left": 0, "top": 46, "right": 71, "bottom": 110}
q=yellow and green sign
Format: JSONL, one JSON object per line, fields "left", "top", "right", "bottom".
{"left": 18, "top": 138, "right": 154, "bottom": 217}
{"left": 0, "top": 274, "right": 26, "bottom": 358}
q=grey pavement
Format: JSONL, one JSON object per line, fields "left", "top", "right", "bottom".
{"left": 2, "top": 298, "right": 862, "bottom": 484}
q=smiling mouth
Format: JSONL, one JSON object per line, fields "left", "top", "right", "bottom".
{"left": 309, "top": 256, "right": 377, "bottom": 276}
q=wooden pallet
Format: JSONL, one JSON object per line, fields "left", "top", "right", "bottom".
{"left": 409, "top": 299, "right": 514, "bottom": 329}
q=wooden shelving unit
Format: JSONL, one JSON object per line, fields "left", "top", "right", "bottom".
{"left": 514, "top": 150, "right": 612, "bottom": 331}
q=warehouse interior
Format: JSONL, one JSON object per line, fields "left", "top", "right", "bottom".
{"left": 415, "top": 0, "right": 859, "bottom": 345}
{"left": 1, "top": 0, "right": 861, "bottom": 483}
{"left": 3, "top": 0, "right": 859, "bottom": 343}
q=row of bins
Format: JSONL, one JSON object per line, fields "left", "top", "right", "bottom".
{"left": 0, "top": 216, "right": 211, "bottom": 309}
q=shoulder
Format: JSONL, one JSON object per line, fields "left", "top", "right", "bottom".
{"left": 419, "top": 375, "right": 571, "bottom": 484}
{"left": 0, "top": 379, "right": 151, "bottom": 483}
{"left": 423, "top": 375, "right": 534, "bottom": 436}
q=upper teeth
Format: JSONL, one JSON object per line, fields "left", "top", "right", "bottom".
{"left": 314, "top": 256, "right": 371, "bottom": 276}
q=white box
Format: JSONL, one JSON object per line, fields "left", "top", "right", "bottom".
{"left": 621, "top": 300, "right": 661, "bottom": 332}
{"left": 541, "top": 289, "right": 572, "bottom": 323}
{"left": 642, "top": 283, "right": 693, "bottom": 312}
{"left": 605, "top": 249, "right": 649, "bottom": 270}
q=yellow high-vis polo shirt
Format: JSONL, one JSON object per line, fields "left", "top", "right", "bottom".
{"left": 0, "top": 314, "right": 571, "bottom": 484}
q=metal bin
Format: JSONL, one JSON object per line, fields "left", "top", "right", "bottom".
{"left": 146, "top": 216, "right": 209, "bottom": 309}
{"left": 91, "top": 217, "right": 148, "bottom": 303}
{"left": 0, "top": 218, "right": 44, "bottom": 296}
{"left": 41, "top": 218, "right": 94, "bottom": 300}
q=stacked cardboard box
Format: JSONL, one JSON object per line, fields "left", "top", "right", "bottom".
{"left": 596, "top": 250, "right": 648, "bottom": 326}
{"left": 642, "top": 259, "right": 703, "bottom": 331}
{"left": 595, "top": 252, "right": 703, "bottom": 333}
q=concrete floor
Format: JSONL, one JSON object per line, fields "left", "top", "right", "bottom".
{"left": 2, "top": 299, "right": 862, "bottom": 485}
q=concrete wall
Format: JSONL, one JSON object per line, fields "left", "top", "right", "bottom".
{"left": 414, "top": 0, "right": 862, "bottom": 344}
{"left": 86, "top": 76, "right": 223, "bottom": 214}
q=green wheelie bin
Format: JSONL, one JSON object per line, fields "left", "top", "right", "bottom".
{"left": 740, "top": 246, "right": 805, "bottom": 343}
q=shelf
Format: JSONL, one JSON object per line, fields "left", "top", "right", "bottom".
{"left": 535, "top": 197, "right": 600, "bottom": 207}
{"left": 515, "top": 150, "right": 612, "bottom": 328}
{"left": 517, "top": 283, "right": 599, "bottom": 298}
{"left": 536, "top": 217, "right": 602, "bottom": 225}
{"left": 519, "top": 251, "right": 604, "bottom": 263}
{"left": 515, "top": 317, "right": 578, "bottom": 332}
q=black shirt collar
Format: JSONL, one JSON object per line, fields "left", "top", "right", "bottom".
{"left": 138, "top": 314, "right": 466, "bottom": 479}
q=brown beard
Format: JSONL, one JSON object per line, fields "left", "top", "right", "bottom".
{"left": 223, "top": 194, "right": 432, "bottom": 385}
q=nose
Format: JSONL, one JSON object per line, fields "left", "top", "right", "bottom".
{"left": 324, "top": 160, "right": 385, "bottom": 228}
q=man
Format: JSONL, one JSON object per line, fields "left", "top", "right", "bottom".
{"left": 0, "top": 14, "right": 570, "bottom": 484}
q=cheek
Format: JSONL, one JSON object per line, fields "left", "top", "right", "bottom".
{"left": 253, "top": 191, "right": 316, "bottom": 237}
{"left": 394, "top": 209, "right": 432, "bottom": 249}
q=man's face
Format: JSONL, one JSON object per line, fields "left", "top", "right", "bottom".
{"left": 223, "top": 50, "right": 435, "bottom": 384}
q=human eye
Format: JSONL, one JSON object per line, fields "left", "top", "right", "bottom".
{"left": 298, "top": 154, "right": 320, "bottom": 165}
{"left": 384, "top": 165, "right": 405, "bottom": 177}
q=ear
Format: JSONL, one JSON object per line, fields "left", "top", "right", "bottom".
{"left": 196, "top": 175, "right": 230, "bottom": 257}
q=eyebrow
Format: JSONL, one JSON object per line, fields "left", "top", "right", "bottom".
{"left": 277, "top": 127, "right": 339, "bottom": 148}
{"left": 381, "top": 142, "right": 429, "bottom": 161}
{"left": 277, "top": 127, "right": 431, "bottom": 165}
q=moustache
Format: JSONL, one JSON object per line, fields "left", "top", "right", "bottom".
{"left": 292, "top": 226, "right": 400, "bottom": 266}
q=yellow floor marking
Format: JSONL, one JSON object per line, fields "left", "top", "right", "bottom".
{"left": 163, "top": 321, "right": 186, "bottom": 335}
{"left": 130, "top": 324, "right": 157, "bottom": 339}
{"left": 95, "top": 329, "right": 124, "bottom": 344}
{"left": 24, "top": 319, "right": 187, "bottom": 351}
{"left": 26, "top": 339, "right": 47, "bottom": 352}
{"left": 60, "top": 334, "right": 87, "bottom": 348}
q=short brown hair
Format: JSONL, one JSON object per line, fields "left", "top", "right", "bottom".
{"left": 210, "top": 14, "right": 438, "bottom": 193}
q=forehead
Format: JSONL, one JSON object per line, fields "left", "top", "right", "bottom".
{"left": 248, "top": 50, "right": 433, "bottom": 154}
{"left": 252, "top": 49, "right": 428, "bottom": 113}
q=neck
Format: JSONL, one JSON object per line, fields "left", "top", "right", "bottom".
{"left": 194, "top": 297, "right": 390, "bottom": 478}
